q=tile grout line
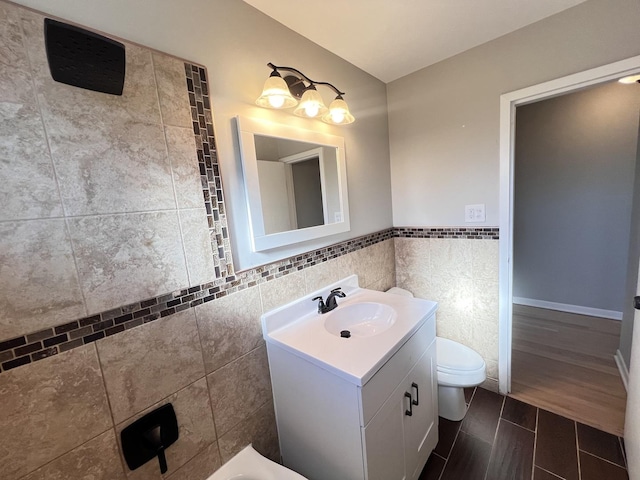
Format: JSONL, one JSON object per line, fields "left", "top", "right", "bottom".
{"left": 436, "top": 387, "right": 476, "bottom": 480}
{"left": 500, "top": 416, "right": 536, "bottom": 433}
{"left": 436, "top": 422, "right": 461, "bottom": 480}
{"left": 575, "top": 421, "right": 582, "bottom": 480}
{"left": 578, "top": 450, "right": 629, "bottom": 470}
{"left": 536, "top": 466, "right": 566, "bottom": 479}
{"left": 482, "top": 394, "right": 506, "bottom": 480}
{"left": 531, "top": 406, "right": 539, "bottom": 480}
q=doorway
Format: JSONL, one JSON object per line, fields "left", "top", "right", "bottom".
{"left": 498, "top": 56, "right": 640, "bottom": 429}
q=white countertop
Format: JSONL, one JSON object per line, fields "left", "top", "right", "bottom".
{"left": 261, "top": 276, "right": 438, "bottom": 386}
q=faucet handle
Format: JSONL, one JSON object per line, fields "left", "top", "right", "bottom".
{"left": 312, "top": 296, "right": 326, "bottom": 313}
{"left": 330, "top": 287, "right": 346, "bottom": 297}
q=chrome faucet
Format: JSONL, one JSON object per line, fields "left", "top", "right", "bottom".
{"left": 312, "top": 287, "right": 346, "bottom": 314}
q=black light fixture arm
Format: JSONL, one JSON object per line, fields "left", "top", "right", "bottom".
{"left": 267, "top": 62, "right": 346, "bottom": 97}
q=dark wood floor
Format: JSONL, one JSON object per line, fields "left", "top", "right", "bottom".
{"left": 420, "top": 387, "right": 629, "bottom": 480}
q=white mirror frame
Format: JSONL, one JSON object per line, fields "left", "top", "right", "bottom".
{"left": 235, "top": 116, "right": 350, "bottom": 252}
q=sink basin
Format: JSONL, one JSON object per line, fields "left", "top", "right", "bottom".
{"left": 324, "top": 302, "right": 396, "bottom": 338}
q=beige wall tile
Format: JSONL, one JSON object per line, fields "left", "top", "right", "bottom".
{"left": 349, "top": 239, "right": 396, "bottom": 289}
{"left": 0, "top": 219, "right": 85, "bottom": 340}
{"left": 430, "top": 238, "right": 473, "bottom": 280}
{"left": 472, "top": 240, "right": 500, "bottom": 284}
{"left": 207, "top": 345, "right": 272, "bottom": 436}
{"left": 165, "top": 442, "right": 221, "bottom": 480}
{"left": 179, "top": 208, "right": 216, "bottom": 286}
{"left": 394, "top": 237, "right": 430, "bottom": 277}
{"left": 0, "top": 2, "right": 34, "bottom": 104}
{"left": 0, "top": 345, "right": 112, "bottom": 480}
{"left": 97, "top": 310, "right": 205, "bottom": 424}
{"left": 218, "top": 400, "right": 280, "bottom": 464}
{"left": 196, "top": 286, "right": 263, "bottom": 374}
{"left": 22, "top": 430, "right": 126, "bottom": 480}
{"left": 304, "top": 255, "right": 355, "bottom": 294}
{"left": 259, "top": 271, "right": 306, "bottom": 313}
{"left": 165, "top": 126, "right": 204, "bottom": 209}
{"left": 116, "top": 378, "right": 216, "bottom": 479}
{"left": 44, "top": 114, "right": 175, "bottom": 216}
{"left": 0, "top": 102, "right": 63, "bottom": 221}
{"left": 153, "top": 53, "right": 192, "bottom": 128}
{"left": 68, "top": 212, "right": 189, "bottom": 315}
{"left": 396, "top": 270, "right": 432, "bottom": 300}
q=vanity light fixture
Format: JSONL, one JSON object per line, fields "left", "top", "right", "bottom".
{"left": 256, "top": 63, "right": 355, "bottom": 125}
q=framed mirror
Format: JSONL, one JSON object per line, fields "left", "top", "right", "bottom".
{"left": 235, "top": 116, "right": 350, "bottom": 252}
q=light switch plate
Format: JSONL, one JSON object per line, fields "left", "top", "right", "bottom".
{"left": 465, "top": 204, "right": 486, "bottom": 223}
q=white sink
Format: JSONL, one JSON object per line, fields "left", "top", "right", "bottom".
{"left": 261, "top": 275, "right": 438, "bottom": 385}
{"left": 324, "top": 302, "right": 396, "bottom": 338}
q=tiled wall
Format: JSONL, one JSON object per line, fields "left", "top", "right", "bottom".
{"left": 394, "top": 228, "right": 500, "bottom": 390}
{"left": 1, "top": 244, "right": 397, "bottom": 480}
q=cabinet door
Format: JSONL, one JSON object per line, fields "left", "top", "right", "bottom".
{"left": 363, "top": 380, "right": 408, "bottom": 480}
{"left": 404, "top": 341, "right": 438, "bottom": 480}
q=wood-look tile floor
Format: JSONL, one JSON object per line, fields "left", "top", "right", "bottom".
{"left": 510, "top": 305, "right": 627, "bottom": 436}
{"left": 420, "top": 387, "right": 629, "bottom": 480}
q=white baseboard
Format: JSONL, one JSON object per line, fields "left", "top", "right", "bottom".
{"left": 615, "top": 349, "right": 629, "bottom": 392}
{"left": 512, "top": 297, "right": 622, "bottom": 321}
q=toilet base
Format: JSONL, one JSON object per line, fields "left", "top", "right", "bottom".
{"left": 438, "top": 385, "right": 467, "bottom": 421}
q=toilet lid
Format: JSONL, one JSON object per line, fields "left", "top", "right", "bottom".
{"left": 437, "top": 337, "right": 485, "bottom": 373}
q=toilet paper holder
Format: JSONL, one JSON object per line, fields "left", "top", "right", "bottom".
{"left": 121, "top": 403, "right": 179, "bottom": 474}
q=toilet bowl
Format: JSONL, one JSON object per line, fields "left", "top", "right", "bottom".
{"left": 386, "top": 287, "right": 487, "bottom": 421}
{"left": 207, "top": 444, "right": 308, "bottom": 480}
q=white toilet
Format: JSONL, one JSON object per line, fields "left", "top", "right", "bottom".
{"left": 386, "top": 287, "right": 487, "bottom": 421}
{"left": 207, "top": 444, "right": 308, "bottom": 480}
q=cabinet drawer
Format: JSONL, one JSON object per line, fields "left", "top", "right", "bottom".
{"left": 359, "top": 315, "right": 435, "bottom": 426}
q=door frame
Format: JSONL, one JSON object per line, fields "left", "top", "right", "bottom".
{"left": 498, "top": 55, "right": 640, "bottom": 394}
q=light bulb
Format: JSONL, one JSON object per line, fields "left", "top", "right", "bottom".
{"left": 305, "top": 103, "right": 320, "bottom": 117}
{"left": 322, "top": 97, "right": 355, "bottom": 125}
{"left": 293, "top": 87, "right": 327, "bottom": 118}
{"left": 268, "top": 95, "right": 286, "bottom": 108}
{"left": 331, "top": 110, "right": 345, "bottom": 124}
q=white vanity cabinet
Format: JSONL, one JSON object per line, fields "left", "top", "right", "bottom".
{"left": 267, "top": 312, "right": 438, "bottom": 480}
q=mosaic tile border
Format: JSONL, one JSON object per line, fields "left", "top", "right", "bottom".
{"left": 0, "top": 227, "right": 499, "bottom": 372}
{"left": 0, "top": 228, "right": 395, "bottom": 373}
{"left": 185, "top": 62, "right": 235, "bottom": 279}
{"left": 394, "top": 227, "right": 499, "bottom": 240}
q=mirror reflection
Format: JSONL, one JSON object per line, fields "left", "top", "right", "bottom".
{"left": 235, "top": 116, "right": 350, "bottom": 253}
{"left": 254, "top": 135, "right": 342, "bottom": 235}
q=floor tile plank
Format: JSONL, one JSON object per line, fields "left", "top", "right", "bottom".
{"left": 433, "top": 417, "right": 461, "bottom": 459}
{"left": 460, "top": 388, "right": 504, "bottom": 444}
{"left": 485, "top": 419, "right": 534, "bottom": 480}
{"left": 579, "top": 451, "right": 629, "bottom": 480}
{"left": 418, "top": 453, "right": 446, "bottom": 480}
{"left": 577, "top": 422, "right": 626, "bottom": 467}
{"left": 535, "top": 409, "right": 578, "bottom": 480}
{"left": 502, "top": 396, "right": 537, "bottom": 431}
{"left": 439, "top": 431, "right": 492, "bottom": 480}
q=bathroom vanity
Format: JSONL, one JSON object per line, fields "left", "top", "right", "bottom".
{"left": 262, "top": 276, "right": 439, "bottom": 480}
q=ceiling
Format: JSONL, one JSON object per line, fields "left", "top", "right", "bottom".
{"left": 242, "top": 0, "right": 589, "bottom": 83}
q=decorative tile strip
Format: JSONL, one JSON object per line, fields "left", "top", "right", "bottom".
{"left": 185, "top": 62, "right": 235, "bottom": 279}
{"left": 394, "top": 227, "right": 499, "bottom": 240}
{"left": 0, "top": 228, "right": 394, "bottom": 374}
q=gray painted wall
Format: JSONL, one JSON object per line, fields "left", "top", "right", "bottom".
{"left": 621, "top": 118, "right": 640, "bottom": 365}
{"left": 387, "top": 0, "right": 640, "bottom": 227}
{"left": 513, "top": 82, "right": 640, "bottom": 312}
